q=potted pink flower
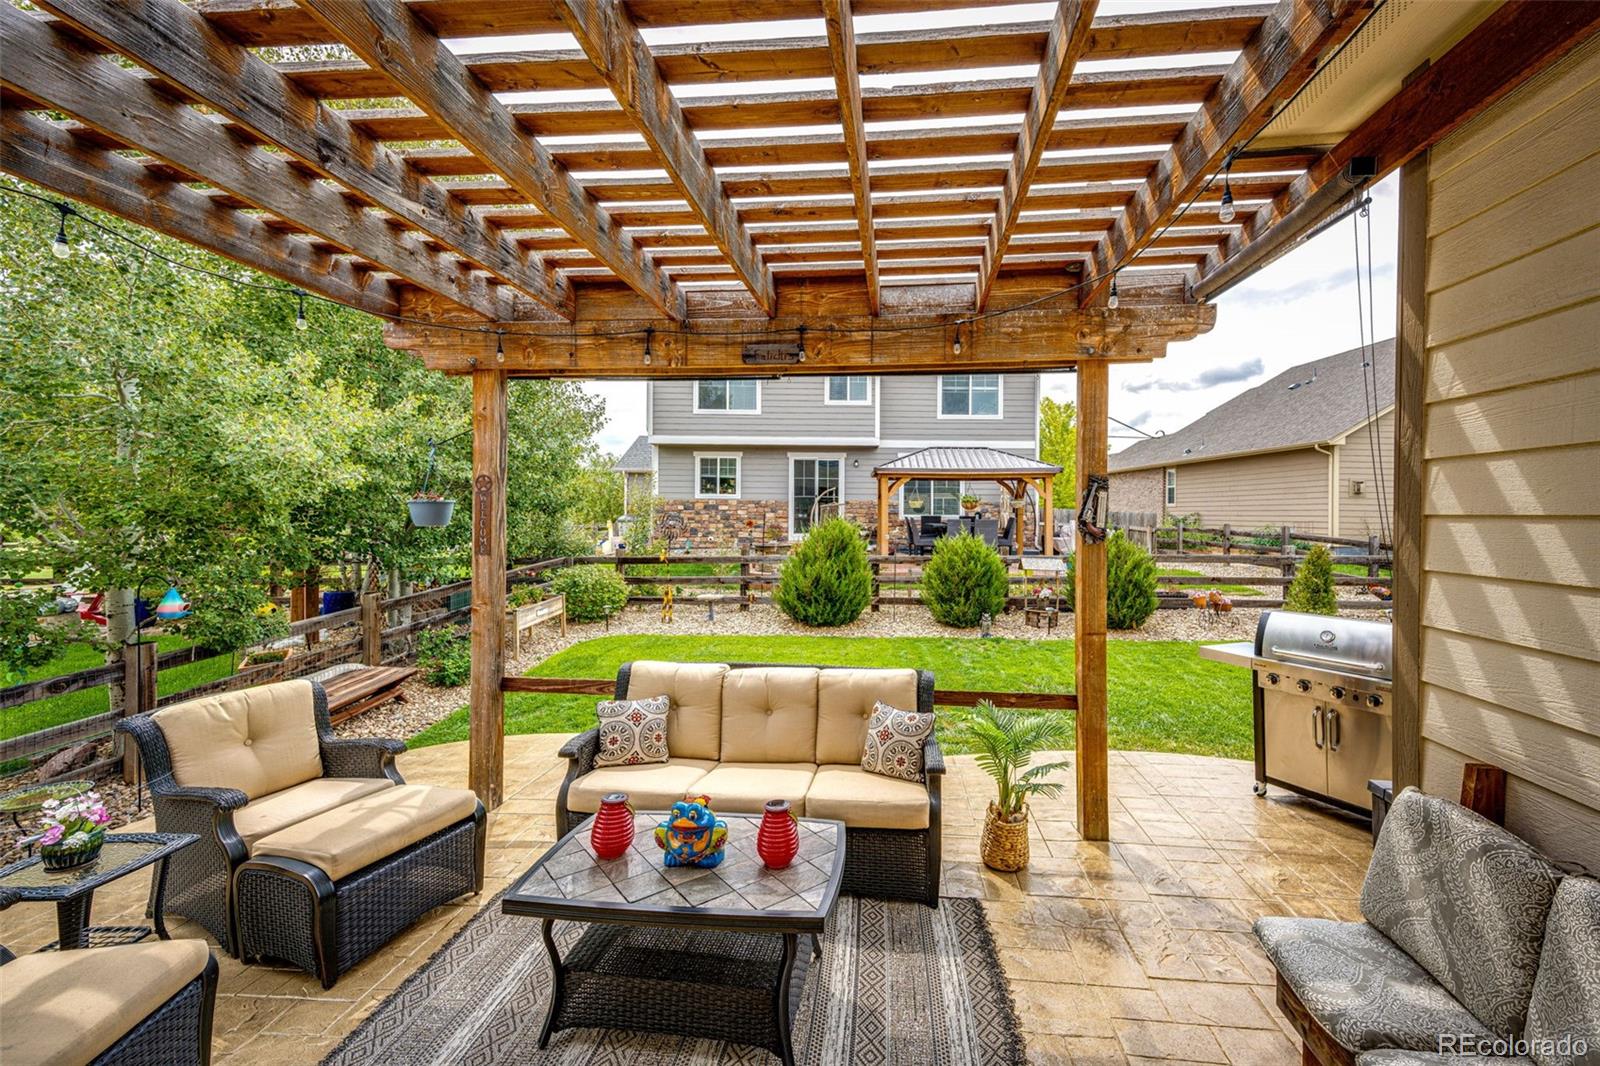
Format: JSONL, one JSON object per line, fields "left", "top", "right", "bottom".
{"left": 33, "top": 791, "right": 112, "bottom": 870}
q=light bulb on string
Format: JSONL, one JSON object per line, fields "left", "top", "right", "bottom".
{"left": 1217, "top": 152, "right": 1237, "bottom": 224}
{"left": 1108, "top": 275, "right": 1120, "bottom": 309}
{"left": 50, "top": 205, "right": 72, "bottom": 260}
{"left": 495, "top": 329, "right": 506, "bottom": 363}
{"left": 642, "top": 326, "right": 654, "bottom": 366}
{"left": 294, "top": 290, "right": 309, "bottom": 331}
{"left": 952, "top": 327, "right": 963, "bottom": 356}
{"left": 796, "top": 325, "right": 807, "bottom": 362}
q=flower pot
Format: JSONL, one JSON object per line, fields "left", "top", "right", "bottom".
{"left": 756, "top": 799, "right": 800, "bottom": 869}
{"left": 590, "top": 793, "right": 635, "bottom": 860}
{"left": 980, "top": 802, "right": 1030, "bottom": 872}
{"left": 408, "top": 498, "right": 456, "bottom": 527}
{"left": 41, "top": 828, "right": 105, "bottom": 871}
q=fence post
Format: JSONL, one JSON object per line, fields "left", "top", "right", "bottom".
{"left": 1176, "top": 520, "right": 1184, "bottom": 554}
{"left": 1222, "top": 523, "right": 1232, "bottom": 556}
{"left": 119, "top": 641, "right": 157, "bottom": 783}
{"left": 740, "top": 559, "right": 751, "bottom": 612}
{"left": 1367, "top": 534, "right": 1380, "bottom": 580}
{"left": 1280, "top": 525, "right": 1295, "bottom": 579}
{"left": 361, "top": 593, "right": 383, "bottom": 666}
{"left": 870, "top": 560, "right": 880, "bottom": 613}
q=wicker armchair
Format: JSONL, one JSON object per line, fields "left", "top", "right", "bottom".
{"left": 118, "top": 679, "right": 485, "bottom": 988}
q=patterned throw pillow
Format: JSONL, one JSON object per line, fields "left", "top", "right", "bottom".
{"left": 861, "top": 701, "right": 935, "bottom": 781}
{"left": 594, "top": 695, "right": 671, "bottom": 768}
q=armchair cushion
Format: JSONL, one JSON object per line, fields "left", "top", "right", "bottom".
{"left": 250, "top": 783, "right": 478, "bottom": 881}
{"left": 563, "top": 758, "right": 716, "bottom": 815}
{"left": 1360, "top": 788, "right": 1562, "bottom": 1036}
{"left": 719, "top": 667, "right": 818, "bottom": 763}
{"left": 625, "top": 661, "right": 728, "bottom": 761}
{"left": 232, "top": 777, "right": 395, "bottom": 848}
{"left": 152, "top": 678, "right": 321, "bottom": 800}
{"left": 805, "top": 765, "right": 930, "bottom": 830}
{"left": 1526, "top": 875, "right": 1600, "bottom": 1066}
{"left": 1254, "top": 916, "right": 1495, "bottom": 1053}
{"left": 1357, "top": 1054, "right": 1531, "bottom": 1066}
{"left": 0, "top": 939, "right": 210, "bottom": 1066}
{"left": 815, "top": 668, "right": 920, "bottom": 764}
{"left": 693, "top": 762, "right": 817, "bottom": 815}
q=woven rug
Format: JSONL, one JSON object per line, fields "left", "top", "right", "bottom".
{"left": 324, "top": 893, "right": 1026, "bottom": 1066}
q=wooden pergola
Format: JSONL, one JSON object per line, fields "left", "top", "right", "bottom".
{"left": 873, "top": 447, "right": 1062, "bottom": 556}
{"left": 4, "top": 0, "right": 1591, "bottom": 841}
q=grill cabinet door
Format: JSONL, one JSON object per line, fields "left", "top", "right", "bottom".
{"left": 1262, "top": 691, "right": 1327, "bottom": 795}
{"left": 1324, "top": 706, "right": 1391, "bottom": 810}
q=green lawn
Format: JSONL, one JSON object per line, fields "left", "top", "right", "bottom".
{"left": 1157, "top": 568, "right": 1262, "bottom": 597}
{"left": 411, "top": 634, "right": 1254, "bottom": 760}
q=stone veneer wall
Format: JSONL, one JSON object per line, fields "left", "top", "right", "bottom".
{"left": 656, "top": 498, "right": 910, "bottom": 550}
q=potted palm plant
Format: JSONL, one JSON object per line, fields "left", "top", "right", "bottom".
{"left": 970, "top": 700, "right": 1073, "bottom": 871}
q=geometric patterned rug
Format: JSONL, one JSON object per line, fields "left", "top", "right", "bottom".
{"left": 324, "top": 893, "right": 1026, "bottom": 1065}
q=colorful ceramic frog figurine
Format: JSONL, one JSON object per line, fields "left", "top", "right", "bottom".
{"left": 654, "top": 795, "right": 728, "bottom": 868}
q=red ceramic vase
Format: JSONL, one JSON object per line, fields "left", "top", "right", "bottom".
{"left": 590, "top": 792, "right": 634, "bottom": 861}
{"left": 756, "top": 799, "right": 800, "bottom": 869}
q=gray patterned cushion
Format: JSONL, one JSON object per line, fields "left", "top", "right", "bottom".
{"left": 1255, "top": 916, "right": 1495, "bottom": 1053}
{"left": 1361, "top": 788, "right": 1563, "bottom": 1036}
{"left": 1357, "top": 1053, "right": 1532, "bottom": 1066}
{"left": 1526, "top": 876, "right": 1600, "bottom": 1066}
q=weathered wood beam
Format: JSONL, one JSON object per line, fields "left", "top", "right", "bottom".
{"left": 34, "top": 0, "right": 573, "bottom": 320}
{"left": 1080, "top": 0, "right": 1376, "bottom": 304}
{"left": 822, "top": 0, "right": 879, "bottom": 316}
{"left": 979, "top": 0, "right": 1099, "bottom": 310}
{"left": 292, "top": 0, "right": 685, "bottom": 320}
{"left": 1194, "top": 0, "right": 1600, "bottom": 299}
{"left": 0, "top": 107, "right": 399, "bottom": 317}
{"left": 0, "top": 7, "right": 511, "bottom": 320}
{"left": 1075, "top": 360, "right": 1109, "bottom": 839}
{"left": 468, "top": 369, "right": 508, "bottom": 808}
{"left": 556, "top": 1, "right": 775, "bottom": 316}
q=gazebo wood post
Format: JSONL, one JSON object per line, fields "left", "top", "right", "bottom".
{"left": 876, "top": 474, "right": 891, "bottom": 555}
{"left": 1075, "top": 361, "right": 1109, "bottom": 840}
{"left": 470, "top": 369, "right": 509, "bottom": 809}
{"left": 1042, "top": 476, "right": 1055, "bottom": 556}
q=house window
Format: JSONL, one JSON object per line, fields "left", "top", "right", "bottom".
{"left": 697, "top": 454, "right": 740, "bottom": 498}
{"left": 695, "top": 379, "right": 759, "bottom": 412}
{"left": 939, "top": 374, "right": 1001, "bottom": 417}
{"left": 902, "top": 479, "right": 963, "bottom": 517}
{"left": 1166, "top": 468, "right": 1177, "bottom": 505}
{"left": 791, "top": 457, "right": 843, "bottom": 534}
{"left": 825, "top": 375, "right": 871, "bottom": 404}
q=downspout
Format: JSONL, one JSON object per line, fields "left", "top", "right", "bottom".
{"left": 1314, "top": 443, "right": 1338, "bottom": 537}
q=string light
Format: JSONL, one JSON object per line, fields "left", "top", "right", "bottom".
{"left": 642, "top": 325, "right": 653, "bottom": 366}
{"left": 1108, "top": 275, "right": 1120, "bottom": 309}
{"left": 1217, "top": 151, "right": 1237, "bottom": 224}
{"left": 952, "top": 327, "right": 963, "bottom": 355}
{"left": 50, "top": 203, "right": 71, "bottom": 259}
{"left": 796, "top": 324, "right": 807, "bottom": 362}
{"left": 293, "top": 289, "right": 309, "bottom": 331}
{"left": 495, "top": 329, "right": 506, "bottom": 363}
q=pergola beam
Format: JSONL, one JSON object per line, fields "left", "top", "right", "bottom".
{"left": 292, "top": 0, "right": 686, "bottom": 320}
{"left": 822, "top": 0, "right": 879, "bottom": 315}
{"left": 556, "top": 0, "right": 776, "bottom": 317}
{"left": 1080, "top": 0, "right": 1376, "bottom": 304}
{"left": 0, "top": 7, "right": 512, "bottom": 320}
{"left": 978, "top": 0, "right": 1100, "bottom": 309}
{"left": 0, "top": 107, "right": 400, "bottom": 318}
{"left": 33, "top": 0, "right": 573, "bottom": 320}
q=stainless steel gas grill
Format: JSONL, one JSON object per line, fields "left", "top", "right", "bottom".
{"left": 1200, "top": 611, "right": 1393, "bottom": 815}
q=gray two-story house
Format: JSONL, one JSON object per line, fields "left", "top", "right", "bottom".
{"left": 643, "top": 373, "right": 1042, "bottom": 548}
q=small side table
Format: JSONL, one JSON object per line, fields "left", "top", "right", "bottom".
{"left": 0, "top": 832, "right": 198, "bottom": 951}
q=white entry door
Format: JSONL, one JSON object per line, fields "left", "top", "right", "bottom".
{"left": 791, "top": 456, "right": 843, "bottom": 535}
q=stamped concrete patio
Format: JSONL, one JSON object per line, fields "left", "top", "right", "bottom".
{"left": 0, "top": 738, "right": 1372, "bottom": 1066}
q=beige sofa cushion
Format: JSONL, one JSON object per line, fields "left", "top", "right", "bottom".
{"left": 815, "top": 668, "right": 920, "bottom": 765}
{"left": 233, "top": 777, "right": 395, "bottom": 847}
{"left": 153, "top": 679, "right": 322, "bottom": 800}
{"left": 625, "top": 661, "right": 728, "bottom": 761}
{"left": 566, "top": 758, "right": 716, "bottom": 814}
{"left": 693, "top": 762, "right": 816, "bottom": 815}
{"left": 805, "top": 765, "right": 930, "bottom": 830}
{"left": 719, "top": 667, "right": 819, "bottom": 763}
{"left": 0, "top": 939, "right": 210, "bottom": 1066}
{"left": 251, "top": 784, "right": 477, "bottom": 881}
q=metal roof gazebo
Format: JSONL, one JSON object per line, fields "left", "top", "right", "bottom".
{"left": 873, "top": 447, "right": 1063, "bottom": 556}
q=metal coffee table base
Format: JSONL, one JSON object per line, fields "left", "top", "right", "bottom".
{"left": 537, "top": 918, "right": 820, "bottom": 1066}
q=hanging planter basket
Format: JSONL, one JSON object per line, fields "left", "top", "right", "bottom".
{"left": 408, "top": 497, "right": 456, "bottom": 527}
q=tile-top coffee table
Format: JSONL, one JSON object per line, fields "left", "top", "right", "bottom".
{"left": 503, "top": 811, "right": 845, "bottom": 1066}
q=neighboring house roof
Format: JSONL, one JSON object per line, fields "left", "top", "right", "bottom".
{"left": 874, "top": 446, "right": 1062, "bottom": 477}
{"left": 613, "top": 435, "right": 654, "bottom": 473}
{"left": 1110, "top": 339, "right": 1395, "bottom": 472}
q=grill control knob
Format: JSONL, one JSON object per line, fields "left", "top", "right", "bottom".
{"left": 1265, "top": 673, "right": 1280, "bottom": 685}
{"left": 1296, "top": 679, "right": 1312, "bottom": 693}
{"left": 1367, "top": 694, "right": 1384, "bottom": 708}
{"left": 1330, "top": 686, "right": 1346, "bottom": 700}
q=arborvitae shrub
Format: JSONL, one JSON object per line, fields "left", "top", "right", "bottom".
{"left": 1106, "top": 530, "right": 1160, "bottom": 629}
{"left": 774, "top": 516, "right": 873, "bottom": 626}
{"left": 550, "top": 564, "right": 629, "bottom": 622}
{"left": 921, "top": 532, "right": 1009, "bottom": 628}
{"left": 1285, "top": 543, "right": 1338, "bottom": 615}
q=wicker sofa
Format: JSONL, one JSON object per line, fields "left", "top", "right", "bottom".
{"left": 556, "top": 661, "right": 942, "bottom": 906}
{"left": 1255, "top": 788, "right": 1599, "bottom": 1066}
{"left": 118, "top": 679, "right": 486, "bottom": 988}
{"left": 0, "top": 906, "right": 219, "bottom": 1066}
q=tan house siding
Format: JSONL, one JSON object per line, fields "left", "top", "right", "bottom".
{"left": 1335, "top": 408, "right": 1395, "bottom": 539}
{"left": 1415, "top": 36, "right": 1600, "bottom": 873}
{"left": 1169, "top": 448, "right": 1331, "bottom": 534}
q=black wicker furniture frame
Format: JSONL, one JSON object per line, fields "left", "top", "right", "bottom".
{"left": 555, "top": 662, "right": 942, "bottom": 907}
{"left": 116, "top": 681, "right": 487, "bottom": 988}
{"left": 0, "top": 832, "right": 197, "bottom": 951}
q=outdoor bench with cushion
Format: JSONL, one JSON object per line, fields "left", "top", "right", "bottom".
{"left": 556, "top": 661, "right": 942, "bottom": 906}
{"left": 1255, "top": 787, "right": 1599, "bottom": 1066}
{"left": 118, "top": 678, "right": 486, "bottom": 989}
{"left": 0, "top": 910, "right": 219, "bottom": 1066}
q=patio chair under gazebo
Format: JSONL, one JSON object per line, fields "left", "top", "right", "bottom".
{"left": 872, "top": 447, "right": 1063, "bottom": 556}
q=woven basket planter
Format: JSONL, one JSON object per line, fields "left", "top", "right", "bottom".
{"left": 981, "top": 802, "right": 1030, "bottom": 871}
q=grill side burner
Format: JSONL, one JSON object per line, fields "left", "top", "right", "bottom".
{"left": 1250, "top": 611, "right": 1394, "bottom": 814}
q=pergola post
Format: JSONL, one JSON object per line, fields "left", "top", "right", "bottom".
{"left": 469, "top": 369, "right": 509, "bottom": 809}
{"left": 1042, "top": 476, "right": 1055, "bottom": 556}
{"left": 1074, "top": 362, "right": 1110, "bottom": 840}
{"left": 877, "top": 474, "right": 891, "bottom": 555}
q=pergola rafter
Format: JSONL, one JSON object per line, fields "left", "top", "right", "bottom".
{"left": 822, "top": 0, "right": 879, "bottom": 315}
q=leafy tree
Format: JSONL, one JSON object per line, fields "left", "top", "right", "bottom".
{"left": 1286, "top": 543, "right": 1338, "bottom": 615}
{"left": 567, "top": 449, "right": 626, "bottom": 527}
{"left": 1106, "top": 531, "right": 1159, "bottom": 629}
{"left": 774, "top": 516, "right": 872, "bottom": 626}
{"left": 550, "top": 565, "right": 628, "bottom": 622}
{"left": 922, "top": 533, "right": 1009, "bottom": 628}
{"left": 1039, "top": 397, "right": 1076, "bottom": 492}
